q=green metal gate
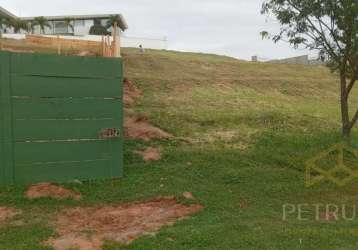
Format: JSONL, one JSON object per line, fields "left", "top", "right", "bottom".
{"left": 0, "top": 52, "right": 123, "bottom": 185}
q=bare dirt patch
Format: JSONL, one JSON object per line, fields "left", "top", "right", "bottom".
{"left": 124, "top": 78, "right": 142, "bottom": 106}
{"left": 122, "top": 79, "right": 172, "bottom": 142}
{"left": 124, "top": 115, "right": 172, "bottom": 141}
{"left": 320, "top": 211, "right": 338, "bottom": 221}
{"left": 124, "top": 95, "right": 135, "bottom": 107}
{"left": 46, "top": 197, "right": 203, "bottom": 250}
{"left": 25, "top": 183, "right": 81, "bottom": 201}
{"left": 135, "top": 147, "right": 162, "bottom": 162}
{"left": 0, "top": 207, "right": 20, "bottom": 224}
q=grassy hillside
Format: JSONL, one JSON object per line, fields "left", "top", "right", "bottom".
{"left": 122, "top": 49, "right": 358, "bottom": 249}
{"left": 1, "top": 45, "right": 358, "bottom": 250}
{"left": 124, "top": 48, "right": 357, "bottom": 143}
{"left": 123, "top": 49, "right": 358, "bottom": 250}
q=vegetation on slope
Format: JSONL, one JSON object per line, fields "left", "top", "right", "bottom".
{"left": 124, "top": 48, "right": 358, "bottom": 144}
{"left": 0, "top": 46, "right": 358, "bottom": 249}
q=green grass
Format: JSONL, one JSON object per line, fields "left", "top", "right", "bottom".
{"left": 1, "top": 46, "right": 358, "bottom": 249}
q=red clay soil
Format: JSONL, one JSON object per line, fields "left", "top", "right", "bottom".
{"left": 122, "top": 78, "right": 172, "bottom": 141}
{"left": 135, "top": 147, "right": 162, "bottom": 162}
{"left": 320, "top": 212, "right": 338, "bottom": 221}
{"left": 0, "top": 207, "right": 20, "bottom": 224}
{"left": 123, "top": 95, "right": 135, "bottom": 106}
{"left": 45, "top": 197, "right": 203, "bottom": 250}
{"left": 25, "top": 183, "right": 81, "bottom": 201}
{"left": 124, "top": 115, "right": 172, "bottom": 141}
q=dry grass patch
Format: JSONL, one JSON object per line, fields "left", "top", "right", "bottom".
{"left": 0, "top": 207, "right": 21, "bottom": 225}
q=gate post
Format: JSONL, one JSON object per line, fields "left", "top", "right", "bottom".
{"left": 0, "top": 52, "right": 14, "bottom": 184}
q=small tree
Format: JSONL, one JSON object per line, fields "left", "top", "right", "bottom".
{"left": 89, "top": 19, "right": 109, "bottom": 35}
{"left": 32, "top": 16, "right": 51, "bottom": 34}
{"left": 9, "top": 18, "right": 28, "bottom": 33}
{"left": 106, "top": 15, "right": 121, "bottom": 30}
{"left": 2, "top": 18, "right": 13, "bottom": 34}
{"left": 261, "top": 0, "right": 357, "bottom": 138}
{"left": 0, "top": 16, "right": 7, "bottom": 38}
{"left": 27, "top": 21, "right": 35, "bottom": 34}
{"left": 64, "top": 18, "right": 74, "bottom": 33}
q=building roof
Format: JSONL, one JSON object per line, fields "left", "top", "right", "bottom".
{"left": 0, "top": 6, "right": 17, "bottom": 19}
{"left": 0, "top": 6, "right": 128, "bottom": 31}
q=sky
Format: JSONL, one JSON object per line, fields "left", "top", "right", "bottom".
{"left": 1, "top": 0, "right": 312, "bottom": 60}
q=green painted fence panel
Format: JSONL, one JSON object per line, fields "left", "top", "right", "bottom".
{"left": 15, "top": 160, "right": 112, "bottom": 183}
{"left": 0, "top": 51, "right": 123, "bottom": 185}
{"left": 13, "top": 98, "right": 122, "bottom": 119}
{"left": 0, "top": 52, "right": 14, "bottom": 185}
{"left": 14, "top": 140, "right": 112, "bottom": 164}
{"left": 12, "top": 76, "right": 122, "bottom": 98}
{"left": 11, "top": 53, "right": 122, "bottom": 78}
{"left": 14, "top": 118, "right": 121, "bottom": 141}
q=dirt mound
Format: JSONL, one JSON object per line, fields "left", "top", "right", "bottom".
{"left": 0, "top": 207, "right": 20, "bottom": 224}
{"left": 25, "top": 183, "right": 81, "bottom": 201}
{"left": 135, "top": 147, "right": 162, "bottom": 162}
{"left": 124, "top": 78, "right": 142, "bottom": 106}
{"left": 124, "top": 95, "right": 135, "bottom": 106}
{"left": 122, "top": 79, "right": 172, "bottom": 141}
{"left": 124, "top": 115, "right": 172, "bottom": 141}
{"left": 46, "top": 197, "right": 203, "bottom": 250}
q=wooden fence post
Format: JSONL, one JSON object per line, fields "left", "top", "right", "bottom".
{"left": 101, "top": 36, "right": 105, "bottom": 57}
{"left": 112, "top": 22, "right": 121, "bottom": 58}
{"left": 108, "top": 36, "right": 112, "bottom": 57}
{"left": 112, "top": 22, "right": 117, "bottom": 57}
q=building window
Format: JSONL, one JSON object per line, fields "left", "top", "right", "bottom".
{"left": 101, "top": 19, "right": 108, "bottom": 26}
{"left": 74, "top": 20, "right": 85, "bottom": 27}
{"left": 93, "top": 18, "right": 102, "bottom": 26}
{"left": 54, "top": 21, "right": 68, "bottom": 34}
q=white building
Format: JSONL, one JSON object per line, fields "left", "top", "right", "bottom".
{"left": 0, "top": 6, "right": 168, "bottom": 50}
{"left": 0, "top": 6, "right": 128, "bottom": 35}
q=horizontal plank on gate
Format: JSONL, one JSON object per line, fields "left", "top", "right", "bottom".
{"left": 14, "top": 140, "right": 116, "bottom": 164}
{"left": 12, "top": 75, "right": 122, "bottom": 98}
{"left": 13, "top": 118, "right": 122, "bottom": 141}
{"left": 12, "top": 98, "right": 122, "bottom": 119}
{"left": 11, "top": 53, "right": 122, "bottom": 79}
{"left": 14, "top": 159, "right": 114, "bottom": 183}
